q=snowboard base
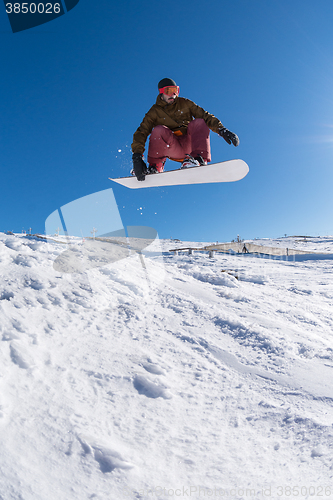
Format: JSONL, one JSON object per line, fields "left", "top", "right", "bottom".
{"left": 109, "top": 159, "right": 249, "bottom": 189}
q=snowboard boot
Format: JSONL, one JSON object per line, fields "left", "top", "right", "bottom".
{"left": 148, "top": 162, "right": 165, "bottom": 174}
{"left": 192, "top": 155, "right": 207, "bottom": 166}
{"left": 148, "top": 164, "right": 158, "bottom": 174}
{"left": 181, "top": 154, "right": 203, "bottom": 169}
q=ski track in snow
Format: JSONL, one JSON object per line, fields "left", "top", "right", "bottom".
{"left": 0, "top": 233, "right": 332, "bottom": 499}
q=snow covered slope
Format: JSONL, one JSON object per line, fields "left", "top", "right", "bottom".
{"left": 0, "top": 233, "right": 333, "bottom": 500}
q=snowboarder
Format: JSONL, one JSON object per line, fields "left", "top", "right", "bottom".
{"left": 131, "top": 78, "right": 239, "bottom": 181}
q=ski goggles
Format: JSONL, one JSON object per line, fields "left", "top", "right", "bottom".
{"left": 159, "top": 85, "right": 179, "bottom": 96}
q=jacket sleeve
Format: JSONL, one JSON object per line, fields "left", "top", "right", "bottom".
{"left": 188, "top": 100, "right": 223, "bottom": 134}
{"left": 131, "top": 107, "right": 156, "bottom": 155}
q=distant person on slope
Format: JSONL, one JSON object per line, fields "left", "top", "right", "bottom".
{"left": 131, "top": 78, "right": 239, "bottom": 181}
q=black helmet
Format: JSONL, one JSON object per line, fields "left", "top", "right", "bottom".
{"left": 158, "top": 78, "right": 177, "bottom": 90}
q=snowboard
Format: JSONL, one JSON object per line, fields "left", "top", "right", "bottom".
{"left": 109, "top": 159, "right": 249, "bottom": 189}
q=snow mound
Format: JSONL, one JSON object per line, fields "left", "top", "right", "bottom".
{"left": 0, "top": 232, "right": 332, "bottom": 499}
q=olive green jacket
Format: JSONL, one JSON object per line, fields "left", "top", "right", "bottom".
{"left": 132, "top": 95, "right": 224, "bottom": 154}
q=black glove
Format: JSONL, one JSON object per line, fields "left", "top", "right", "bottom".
{"left": 219, "top": 127, "right": 239, "bottom": 147}
{"left": 132, "top": 153, "right": 148, "bottom": 181}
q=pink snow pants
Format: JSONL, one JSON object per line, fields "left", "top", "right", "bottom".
{"left": 147, "top": 118, "right": 211, "bottom": 171}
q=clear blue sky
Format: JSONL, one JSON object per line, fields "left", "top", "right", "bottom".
{"left": 1, "top": 0, "right": 333, "bottom": 242}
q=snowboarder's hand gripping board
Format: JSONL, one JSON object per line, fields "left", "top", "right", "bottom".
{"left": 109, "top": 159, "right": 249, "bottom": 189}
{"left": 132, "top": 153, "right": 148, "bottom": 181}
